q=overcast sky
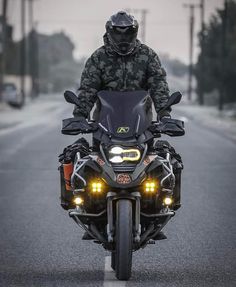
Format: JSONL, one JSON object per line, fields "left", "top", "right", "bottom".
{"left": 7, "top": 0, "right": 224, "bottom": 64}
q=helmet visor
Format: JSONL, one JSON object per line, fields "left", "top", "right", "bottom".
{"left": 110, "top": 26, "right": 138, "bottom": 44}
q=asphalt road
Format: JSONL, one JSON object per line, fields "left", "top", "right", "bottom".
{"left": 0, "top": 101, "right": 236, "bottom": 287}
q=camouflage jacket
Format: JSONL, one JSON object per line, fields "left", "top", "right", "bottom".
{"left": 73, "top": 35, "right": 170, "bottom": 118}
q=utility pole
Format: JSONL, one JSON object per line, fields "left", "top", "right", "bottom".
{"left": 31, "top": 25, "right": 39, "bottom": 98}
{"left": 20, "top": 0, "right": 26, "bottom": 105}
{"left": 28, "top": 0, "right": 34, "bottom": 30}
{"left": 125, "top": 8, "right": 148, "bottom": 43}
{"left": 198, "top": 0, "right": 205, "bottom": 105}
{"left": 28, "top": 0, "right": 39, "bottom": 98}
{"left": 140, "top": 9, "right": 148, "bottom": 43}
{"left": 183, "top": 3, "right": 200, "bottom": 102}
{"left": 0, "top": 0, "right": 8, "bottom": 102}
{"left": 219, "top": 0, "right": 228, "bottom": 111}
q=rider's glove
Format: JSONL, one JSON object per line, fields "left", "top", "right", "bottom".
{"left": 158, "top": 110, "right": 171, "bottom": 121}
{"left": 75, "top": 117, "right": 97, "bottom": 132}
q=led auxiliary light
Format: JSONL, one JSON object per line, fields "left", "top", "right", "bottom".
{"left": 109, "top": 146, "right": 141, "bottom": 163}
{"left": 74, "top": 197, "right": 83, "bottom": 205}
{"left": 144, "top": 181, "right": 158, "bottom": 193}
{"left": 91, "top": 182, "right": 103, "bottom": 193}
{"left": 163, "top": 197, "right": 173, "bottom": 206}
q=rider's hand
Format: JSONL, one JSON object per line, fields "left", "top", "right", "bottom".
{"left": 75, "top": 117, "right": 97, "bottom": 132}
{"left": 159, "top": 110, "right": 171, "bottom": 120}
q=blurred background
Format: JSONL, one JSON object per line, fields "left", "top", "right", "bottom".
{"left": 0, "top": 0, "right": 235, "bottom": 108}
{"left": 1, "top": 0, "right": 236, "bottom": 138}
{"left": 0, "top": 1, "right": 236, "bottom": 286}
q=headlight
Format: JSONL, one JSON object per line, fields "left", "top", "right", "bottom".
{"left": 108, "top": 146, "right": 141, "bottom": 163}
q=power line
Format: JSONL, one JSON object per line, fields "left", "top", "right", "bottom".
{"left": 8, "top": 17, "right": 188, "bottom": 27}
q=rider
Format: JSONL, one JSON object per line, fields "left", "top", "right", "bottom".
{"left": 72, "top": 11, "right": 172, "bottom": 240}
{"left": 73, "top": 11, "right": 171, "bottom": 121}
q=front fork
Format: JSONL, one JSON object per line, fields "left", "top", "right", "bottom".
{"left": 106, "top": 191, "right": 141, "bottom": 243}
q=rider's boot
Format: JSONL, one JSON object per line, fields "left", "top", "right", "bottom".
{"left": 153, "top": 231, "right": 167, "bottom": 240}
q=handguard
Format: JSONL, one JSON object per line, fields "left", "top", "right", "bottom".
{"left": 149, "top": 118, "right": 185, "bottom": 137}
{"left": 61, "top": 117, "right": 98, "bottom": 135}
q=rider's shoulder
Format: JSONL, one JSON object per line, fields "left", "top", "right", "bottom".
{"left": 135, "top": 44, "right": 160, "bottom": 65}
{"left": 85, "top": 46, "right": 106, "bottom": 66}
{"left": 139, "top": 43, "right": 158, "bottom": 57}
{"left": 90, "top": 46, "right": 106, "bottom": 60}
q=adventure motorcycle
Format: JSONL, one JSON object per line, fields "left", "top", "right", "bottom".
{"left": 59, "top": 90, "right": 184, "bottom": 280}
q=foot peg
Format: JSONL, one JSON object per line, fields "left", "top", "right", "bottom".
{"left": 147, "top": 239, "right": 155, "bottom": 244}
{"left": 82, "top": 231, "right": 94, "bottom": 240}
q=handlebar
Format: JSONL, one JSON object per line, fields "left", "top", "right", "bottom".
{"left": 149, "top": 118, "right": 185, "bottom": 137}
{"left": 61, "top": 118, "right": 185, "bottom": 137}
{"left": 61, "top": 118, "right": 98, "bottom": 135}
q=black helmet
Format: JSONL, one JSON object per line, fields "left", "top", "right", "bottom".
{"left": 106, "top": 11, "right": 139, "bottom": 56}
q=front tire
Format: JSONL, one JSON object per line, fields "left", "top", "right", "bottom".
{"left": 115, "top": 199, "right": 133, "bottom": 280}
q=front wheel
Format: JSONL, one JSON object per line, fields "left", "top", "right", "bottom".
{"left": 115, "top": 199, "right": 133, "bottom": 280}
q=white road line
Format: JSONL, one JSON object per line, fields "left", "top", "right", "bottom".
{"left": 104, "top": 256, "right": 126, "bottom": 287}
{"left": 0, "top": 106, "right": 66, "bottom": 137}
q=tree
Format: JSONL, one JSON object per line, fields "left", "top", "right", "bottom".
{"left": 5, "top": 31, "right": 83, "bottom": 93}
{"left": 195, "top": 0, "right": 236, "bottom": 107}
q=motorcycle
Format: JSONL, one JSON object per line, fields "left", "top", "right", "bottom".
{"left": 59, "top": 90, "right": 185, "bottom": 280}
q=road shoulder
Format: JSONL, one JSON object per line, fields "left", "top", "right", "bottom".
{"left": 175, "top": 104, "right": 236, "bottom": 143}
{"left": 0, "top": 94, "right": 67, "bottom": 134}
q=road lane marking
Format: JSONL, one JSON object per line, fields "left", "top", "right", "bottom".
{"left": 0, "top": 106, "right": 66, "bottom": 137}
{"left": 104, "top": 256, "right": 126, "bottom": 287}
{"left": 0, "top": 106, "right": 68, "bottom": 164}
{"left": 0, "top": 122, "right": 57, "bottom": 164}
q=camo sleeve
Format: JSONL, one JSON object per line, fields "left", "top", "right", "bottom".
{"left": 73, "top": 52, "right": 102, "bottom": 118}
{"left": 147, "top": 49, "right": 170, "bottom": 113}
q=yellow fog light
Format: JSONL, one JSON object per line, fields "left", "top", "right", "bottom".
{"left": 91, "top": 182, "right": 103, "bottom": 193}
{"left": 74, "top": 197, "right": 83, "bottom": 205}
{"left": 144, "top": 181, "right": 158, "bottom": 193}
{"left": 163, "top": 197, "right": 173, "bottom": 206}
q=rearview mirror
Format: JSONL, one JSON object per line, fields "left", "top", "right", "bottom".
{"left": 64, "top": 90, "right": 80, "bottom": 106}
{"left": 157, "top": 91, "right": 182, "bottom": 114}
{"left": 168, "top": 91, "right": 182, "bottom": 105}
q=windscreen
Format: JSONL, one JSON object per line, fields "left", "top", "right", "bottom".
{"left": 97, "top": 90, "right": 152, "bottom": 139}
